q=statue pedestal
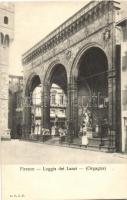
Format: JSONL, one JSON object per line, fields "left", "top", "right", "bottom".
{"left": 87, "top": 128, "right": 93, "bottom": 138}
{"left": 87, "top": 131, "right": 93, "bottom": 139}
{"left": 82, "top": 135, "right": 88, "bottom": 146}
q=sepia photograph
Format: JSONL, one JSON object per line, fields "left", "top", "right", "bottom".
{"left": 0, "top": 0, "right": 127, "bottom": 199}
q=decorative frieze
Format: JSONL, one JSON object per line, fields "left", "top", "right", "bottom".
{"left": 32, "top": 58, "right": 42, "bottom": 68}
{"left": 22, "top": 1, "right": 119, "bottom": 65}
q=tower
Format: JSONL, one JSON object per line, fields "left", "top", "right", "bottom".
{"left": 0, "top": 3, "right": 14, "bottom": 139}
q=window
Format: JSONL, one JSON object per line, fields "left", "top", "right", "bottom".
{"left": 51, "top": 109, "right": 55, "bottom": 114}
{"left": 60, "top": 109, "right": 64, "bottom": 113}
{"left": 4, "top": 34, "right": 9, "bottom": 47}
{"left": 0, "top": 33, "right": 4, "bottom": 45}
{"left": 51, "top": 95, "right": 56, "bottom": 105}
{"left": 4, "top": 16, "right": 8, "bottom": 24}
{"left": 60, "top": 95, "right": 64, "bottom": 105}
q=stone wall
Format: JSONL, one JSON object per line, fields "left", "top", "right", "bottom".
{"left": 0, "top": 3, "right": 14, "bottom": 139}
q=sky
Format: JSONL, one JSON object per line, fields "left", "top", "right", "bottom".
{"left": 9, "top": 1, "right": 87, "bottom": 75}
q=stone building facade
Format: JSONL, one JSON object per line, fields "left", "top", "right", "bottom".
{"left": 9, "top": 75, "right": 23, "bottom": 138}
{"left": 116, "top": 18, "right": 127, "bottom": 152}
{"left": 0, "top": 3, "right": 14, "bottom": 139}
{"left": 29, "top": 83, "right": 66, "bottom": 135}
{"left": 22, "top": 1, "right": 127, "bottom": 152}
{"left": 50, "top": 84, "right": 67, "bottom": 129}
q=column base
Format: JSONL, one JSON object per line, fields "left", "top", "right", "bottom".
{"left": 108, "top": 130, "right": 116, "bottom": 152}
{"left": 1, "top": 129, "right": 11, "bottom": 140}
{"left": 108, "top": 146, "right": 116, "bottom": 153}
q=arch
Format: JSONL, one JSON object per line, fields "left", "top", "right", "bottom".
{"left": 43, "top": 60, "right": 61, "bottom": 84}
{"left": 68, "top": 42, "right": 109, "bottom": 140}
{"left": 43, "top": 60, "right": 67, "bottom": 92}
{"left": 0, "top": 32, "right": 4, "bottom": 45}
{"left": 4, "top": 34, "right": 10, "bottom": 47}
{"left": 70, "top": 42, "right": 108, "bottom": 83}
{"left": 25, "top": 72, "right": 42, "bottom": 96}
{"left": 23, "top": 72, "right": 42, "bottom": 137}
{"left": 42, "top": 60, "right": 68, "bottom": 130}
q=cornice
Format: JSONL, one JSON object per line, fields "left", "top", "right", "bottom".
{"left": 22, "top": 1, "right": 119, "bottom": 65}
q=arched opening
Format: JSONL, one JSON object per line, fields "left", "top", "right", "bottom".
{"left": 4, "top": 16, "right": 8, "bottom": 24}
{"left": 4, "top": 34, "right": 10, "bottom": 47}
{"left": 43, "top": 64, "right": 67, "bottom": 136}
{"left": 31, "top": 84, "right": 42, "bottom": 135}
{"left": 24, "top": 75, "right": 42, "bottom": 137}
{"left": 0, "top": 32, "right": 4, "bottom": 45}
{"left": 76, "top": 47, "right": 109, "bottom": 142}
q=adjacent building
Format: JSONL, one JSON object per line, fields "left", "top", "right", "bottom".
{"left": 0, "top": 3, "right": 14, "bottom": 139}
{"left": 116, "top": 18, "right": 127, "bottom": 152}
{"left": 9, "top": 75, "right": 23, "bottom": 138}
{"left": 50, "top": 84, "right": 67, "bottom": 129}
{"left": 31, "top": 83, "right": 67, "bottom": 135}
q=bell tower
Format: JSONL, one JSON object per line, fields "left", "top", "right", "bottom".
{"left": 0, "top": 3, "right": 14, "bottom": 139}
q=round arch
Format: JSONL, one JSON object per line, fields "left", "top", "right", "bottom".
{"left": 43, "top": 60, "right": 61, "bottom": 84}
{"left": 25, "top": 72, "right": 42, "bottom": 96}
{"left": 4, "top": 34, "right": 10, "bottom": 47}
{"left": 23, "top": 73, "right": 42, "bottom": 138}
{"left": 42, "top": 61, "right": 68, "bottom": 131}
{"left": 70, "top": 43, "right": 109, "bottom": 82}
{"left": 43, "top": 61, "right": 68, "bottom": 93}
{"left": 68, "top": 43, "right": 110, "bottom": 143}
{"left": 0, "top": 32, "right": 4, "bottom": 45}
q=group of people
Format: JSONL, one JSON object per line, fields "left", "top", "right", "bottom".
{"left": 51, "top": 125, "right": 67, "bottom": 137}
{"left": 31, "top": 123, "right": 41, "bottom": 135}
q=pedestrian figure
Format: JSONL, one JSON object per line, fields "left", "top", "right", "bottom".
{"left": 82, "top": 125, "right": 88, "bottom": 148}
{"left": 32, "top": 123, "right": 35, "bottom": 134}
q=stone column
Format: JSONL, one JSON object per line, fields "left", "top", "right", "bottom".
{"left": 107, "top": 10, "right": 117, "bottom": 152}
{"left": 108, "top": 67, "right": 117, "bottom": 152}
{"left": 41, "top": 83, "right": 50, "bottom": 130}
{"left": 22, "top": 91, "right": 32, "bottom": 139}
{"left": 67, "top": 81, "right": 78, "bottom": 142}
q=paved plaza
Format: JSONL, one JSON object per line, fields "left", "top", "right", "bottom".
{"left": 1, "top": 140, "right": 127, "bottom": 164}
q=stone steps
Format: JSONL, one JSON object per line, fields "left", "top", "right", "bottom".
{"left": 45, "top": 136, "right": 60, "bottom": 145}
{"left": 21, "top": 135, "right": 109, "bottom": 152}
{"left": 44, "top": 136, "right": 109, "bottom": 152}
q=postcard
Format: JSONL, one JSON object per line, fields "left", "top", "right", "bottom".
{"left": 0, "top": 1, "right": 127, "bottom": 199}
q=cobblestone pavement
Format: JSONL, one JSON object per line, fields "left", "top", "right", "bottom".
{"left": 1, "top": 140, "right": 127, "bottom": 164}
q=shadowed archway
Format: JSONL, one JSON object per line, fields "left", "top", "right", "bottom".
{"left": 69, "top": 46, "right": 111, "bottom": 147}
{"left": 23, "top": 74, "right": 42, "bottom": 138}
{"left": 42, "top": 64, "right": 67, "bottom": 132}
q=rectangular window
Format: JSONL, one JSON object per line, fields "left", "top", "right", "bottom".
{"left": 51, "top": 95, "right": 56, "bottom": 105}
{"left": 60, "top": 95, "right": 64, "bottom": 105}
